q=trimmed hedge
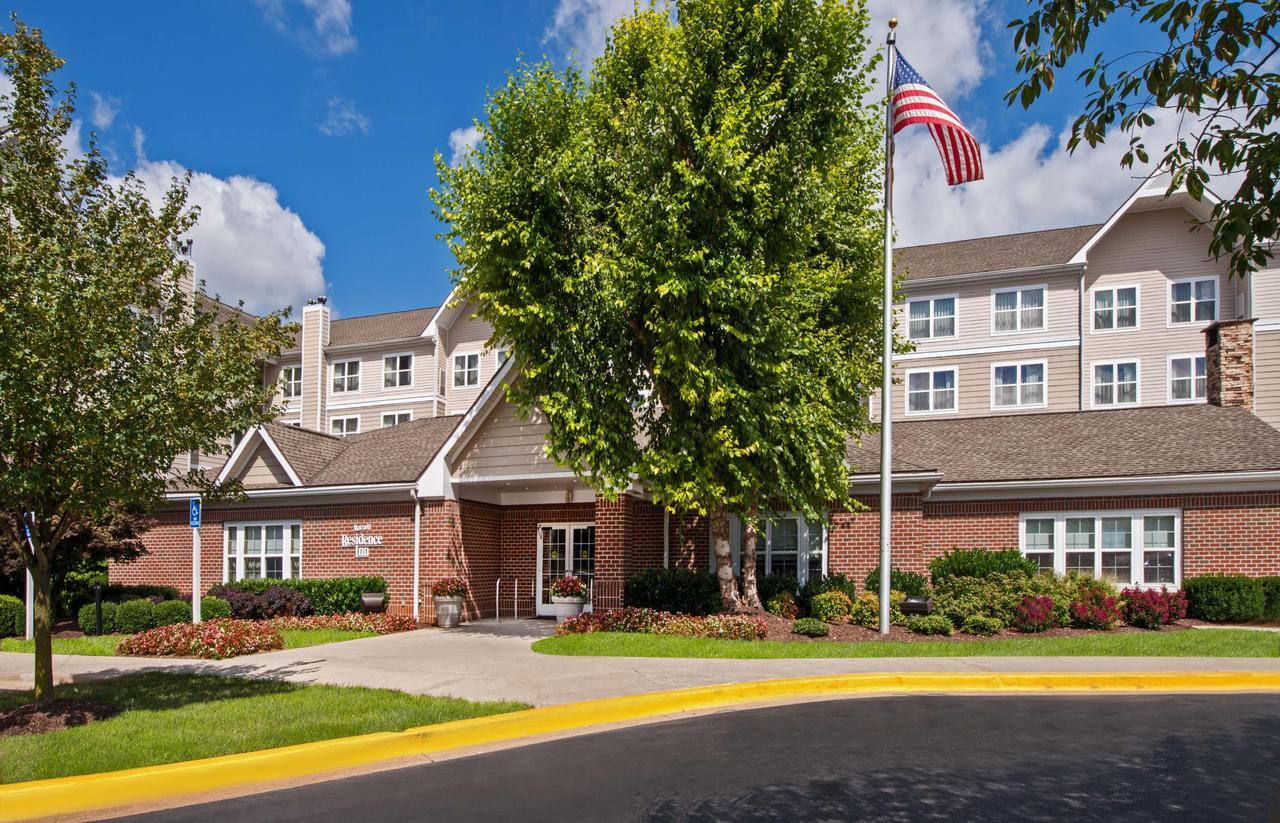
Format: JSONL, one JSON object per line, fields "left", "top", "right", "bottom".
{"left": 116, "top": 599, "right": 158, "bottom": 634}
{"left": 799, "top": 574, "right": 858, "bottom": 612}
{"left": 63, "top": 583, "right": 179, "bottom": 616}
{"left": 153, "top": 599, "right": 193, "bottom": 627}
{"left": 863, "top": 567, "right": 930, "bottom": 597}
{"left": 756, "top": 574, "right": 798, "bottom": 606}
{"left": 792, "top": 617, "right": 829, "bottom": 637}
{"left": 929, "top": 548, "right": 1037, "bottom": 584}
{"left": 623, "top": 568, "right": 721, "bottom": 616}
{"left": 214, "top": 577, "right": 386, "bottom": 615}
{"left": 1261, "top": 576, "right": 1280, "bottom": 621}
{"left": 809, "top": 590, "right": 853, "bottom": 622}
{"left": 0, "top": 594, "right": 23, "bottom": 638}
{"left": 200, "top": 596, "right": 232, "bottom": 620}
{"left": 907, "top": 614, "right": 954, "bottom": 636}
{"left": 1184, "top": 575, "right": 1266, "bottom": 623}
{"left": 77, "top": 601, "right": 119, "bottom": 635}
{"left": 961, "top": 615, "right": 1003, "bottom": 636}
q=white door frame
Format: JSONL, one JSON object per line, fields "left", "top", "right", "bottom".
{"left": 535, "top": 521, "right": 596, "bottom": 617}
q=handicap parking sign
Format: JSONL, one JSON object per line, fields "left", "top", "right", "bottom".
{"left": 189, "top": 498, "right": 202, "bottom": 529}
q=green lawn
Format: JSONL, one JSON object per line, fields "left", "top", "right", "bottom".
{"left": 532, "top": 629, "right": 1280, "bottom": 659}
{"left": 0, "top": 673, "right": 527, "bottom": 784}
{"left": 0, "top": 628, "right": 377, "bottom": 656}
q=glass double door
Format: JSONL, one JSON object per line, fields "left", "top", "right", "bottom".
{"left": 537, "top": 523, "right": 595, "bottom": 616}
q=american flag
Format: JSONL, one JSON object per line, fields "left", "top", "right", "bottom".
{"left": 892, "top": 52, "right": 983, "bottom": 186}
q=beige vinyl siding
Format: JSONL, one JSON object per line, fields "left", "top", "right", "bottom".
{"left": 322, "top": 340, "right": 438, "bottom": 407}
{"left": 453, "top": 399, "right": 563, "bottom": 478}
{"left": 328, "top": 401, "right": 441, "bottom": 435}
{"left": 1083, "top": 208, "right": 1236, "bottom": 408}
{"left": 445, "top": 301, "right": 500, "bottom": 413}
{"left": 877, "top": 346, "right": 1079, "bottom": 419}
{"left": 239, "top": 443, "right": 293, "bottom": 488}
{"left": 263, "top": 357, "right": 303, "bottom": 418}
{"left": 1255, "top": 330, "right": 1280, "bottom": 430}
{"left": 299, "top": 304, "right": 329, "bottom": 433}
{"left": 1251, "top": 269, "right": 1280, "bottom": 323}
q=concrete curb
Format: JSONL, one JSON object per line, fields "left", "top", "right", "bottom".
{"left": 4, "top": 671, "right": 1280, "bottom": 821}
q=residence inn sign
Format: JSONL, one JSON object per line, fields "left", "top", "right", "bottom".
{"left": 342, "top": 524, "right": 384, "bottom": 558}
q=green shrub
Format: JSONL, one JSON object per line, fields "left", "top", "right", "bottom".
{"left": 960, "top": 615, "right": 1003, "bottom": 636}
{"left": 0, "top": 594, "right": 23, "bottom": 637}
{"left": 215, "top": 577, "right": 386, "bottom": 615}
{"left": 115, "top": 599, "right": 158, "bottom": 634}
{"left": 864, "top": 567, "right": 929, "bottom": 597}
{"left": 57, "top": 568, "right": 107, "bottom": 617}
{"left": 907, "top": 614, "right": 954, "bottom": 636}
{"left": 1184, "top": 575, "right": 1266, "bottom": 622}
{"left": 77, "top": 601, "right": 118, "bottom": 635}
{"left": 766, "top": 592, "right": 799, "bottom": 619}
{"left": 929, "top": 548, "right": 1037, "bottom": 584}
{"left": 756, "top": 574, "right": 798, "bottom": 606}
{"left": 1259, "top": 576, "right": 1280, "bottom": 621}
{"left": 848, "top": 591, "right": 907, "bottom": 628}
{"left": 200, "top": 596, "right": 232, "bottom": 620}
{"left": 800, "top": 574, "right": 858, "bottom": 612}
{"left": 62, "top": 581, "right": 181, "bottom": 617}
{"left": 792, "top": 617, "right": 829, "bottom": 637}
{"left": 809, "top": 590, "right": 854, "bottom": 622}
{"left": 623, "top": 568, "right": 721, "bottom": 615}
{"left": 153, "top": 599, "right": 193, "bottom": 626}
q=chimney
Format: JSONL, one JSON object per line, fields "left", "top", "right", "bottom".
{"left": 1204, "top": 318, "right": 1255, "bottom": 409}
{"left": 301, "top": 297, "right": 332, "bottom": 432}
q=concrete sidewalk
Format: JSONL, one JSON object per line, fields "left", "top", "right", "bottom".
{"left": 2, "top": 619, "right": 1278, "bottom": 706}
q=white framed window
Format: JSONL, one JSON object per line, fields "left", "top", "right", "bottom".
{"left": 223, "top": 521, "right": 302, "bottom": 582}
{"left": 991, "top": 360, "right": 1046, "bottom": 409}
{"left": 1019, "top": 510, "right": 1180, "bottom": 588}
{"left": 1092, "top": 285, "right": 1139, "bottom": 332}
{"left": 383, "top": 353, "right": 413, "bottom": 389}
{"left": 332, "top": 359, "right": 361, "bottom": 393}
{"left": 330, "top": 416, "right": 359, "bottom": 436}
{"left": 280, "top": 366, "right": 302, "bottom": 399}
{"left": 453, "top": 353, "right": 480, "bottom": 387}
{"left": 496, "top": 348, "right": 511, "bottom": 366}
{"left": 991, "top": 286, "right": 1046, "bottom": 334}
{"left": 716, "top": 514, "right": 826, "bottom": 586}
{"left": 905, "top": 367, "right": 957, "bottom": 415}
{"left": 381, "top": 410, "right": 412, "bottom": 428}
{"left": 1168, "top": 276, "right": 1218, "bottom": 326}
{"left": 1092, "top": 360, "right": 1140, "bottom": 407}
{"left": 906, "top": 295, "right": 957, "bottom": 341}
{"left": 1167, "top": 354, "right": 1207, "bottom": 403}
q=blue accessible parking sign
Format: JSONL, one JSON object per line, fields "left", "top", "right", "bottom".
{"left": 189, "top": 498, "right": 202, "bottom": 529}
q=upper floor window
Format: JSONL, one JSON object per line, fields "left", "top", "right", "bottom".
{"left": 1093, "top": 286, "right": 1138, "bottom": 331}
{"left": 992, "top": 361, "right": 1046, "bottom": 409}
{"left": 454, "top": 353, "right": 480, "bottom": 387}
{"left": 906, "top": 367, "right": 957, "bottom": 414}
{"left": 1168, "top": 354, "right": 1206, "bottom": 403}
{"left": 281, "top": 366, "right": 302, "bottom": 399}
{"left": 330, "top": 416, "right": 359, "bottom": 436}
{"left": 496, "top": 348, "right": 511, "bottom": 366}
{"left": 383, "top": 354, "right": 413, "bottom": 388}
{"left": 906, "top": 296, "right": 956, "bottom": 341}
{"left": 992, "top": 286, "right": 1045, "bottom": 333}
{"left": 332, "top": 359, "right": 360, "bottom": 393}
{"left": 1093, "top": 360, "right": 1139, "bottom": 407}
{"left": 1169, "top": 277, "right": 1217, "bottom": 325}
{"left": 381, "top": 411, "right": 412, "bottom": 428}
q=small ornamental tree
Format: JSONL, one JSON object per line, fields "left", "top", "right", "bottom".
{"left": 0, "top": 20, "right": 294, "bottom": 701}
{"left": 434, "top": 0, "right": 888, "bottom": 610}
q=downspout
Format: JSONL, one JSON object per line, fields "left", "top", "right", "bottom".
{"left": 663, "top": 510, "right": 670, "bottom": 568}
{"left": 1078, "top": 265, "right": 1087, "bottom": 410}
{"left": 411, "top": 488, "right": 421, "bottom": 622}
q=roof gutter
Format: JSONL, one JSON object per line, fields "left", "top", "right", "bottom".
{"left": 927, "top": 470, "right": 1280, "bottom": 501}
{"left": 164, "top": 481, "right": 417, "bottom": 501}
{"left": 905, "top": 262, "right": 1084, "bottom": 289}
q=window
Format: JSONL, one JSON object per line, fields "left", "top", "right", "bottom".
{"left": 224, "top": 522, "right": 301, "bottom": 582}
{"left": 1019, "top": 510, "right": 1180, "bottom": 588}
{"left": 906, "top": 368, "right": 957, "bottom": 414}
{"left": 1169, "top": 277, "right": 1217, "bottom": 325}
{"left": 723, "top": 514, "right": 826, "bottom": 586}
{"left": 383, "top": 354, "right": 413, "bottom": 388}
{"left": 332, "top": 359, "right": 360, "bottom": 393}
{"left": 281, "top": 366, "right": 302, "bottom": 399}
{"left": 453, "top": 353, "right": 480, "bottom": 387}
{"left": 1093, "top": 361, "right": 1139, "bottom": 407}
{"left": 1092, "top": 286, "right": 1138, "bottom": 331}
{"left": 906, "top": 296, "right": 956, "bottom": 341}
{"left": 992, "top": 361, "right": 1046, "bottom": 409}
{"left": 496, "top": 348, "right": 511, "bottom": 366}
{"left": 1168, "top": 355, "right": 1207, "bottom": 403}
{"left": 992, "top": 286, "right": 1045, "bottom": 333}
{"left": 330, "top": 416, "right": 359, "bottom": 436}
{"left": 381, "top": 411, "right": 412, "bottom": 428}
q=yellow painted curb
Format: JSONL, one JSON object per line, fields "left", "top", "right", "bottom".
{"left": 2, "top": 671, "right": 1279, "bottom": 820}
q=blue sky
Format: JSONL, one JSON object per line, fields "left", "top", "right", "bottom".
{"left": 12, "top": 1, "right": 1159, "bottom": 318}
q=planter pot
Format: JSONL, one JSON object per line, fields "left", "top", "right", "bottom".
{"left": 434, "top": 595, "right": 464, "bottom": 628}
{"left": 360, "top": 592, "right": 387, "bottom": 614}
{"left": 550, "top": 596, "right": 587, "bottom": 623}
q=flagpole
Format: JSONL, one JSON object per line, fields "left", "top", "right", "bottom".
{"left": 878, "top": 19, "right": 898, "bottom": 636}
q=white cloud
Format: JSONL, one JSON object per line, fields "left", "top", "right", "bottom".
{"left": 544, "top": 0, "right": 659, "bottom": 66}
{"left": 127, "top": 160, "right": 326, "bottom": 314}
{"left": 447, "top": 124, "right": 481, "bottom": 166}
{"left": 256, "top": 0, "right": 356, "bottom": 56}
{"left": 866, "top": 0, "right": 990, "bottom": 99}
{"left": 132, "top": 125, "right": 146, "bottom": 164}
{"left": 88, "top": 91, "right": 120, "bottom": 130}
{"left": 318, "top": 96, "right": 369, "bottom": 137}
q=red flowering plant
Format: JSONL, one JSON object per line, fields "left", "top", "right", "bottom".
{"left": 1120, "top": 587, "right": 1187, "bottom": 629}
{"left": 1010, "top": 594, "right": 1056, "bottom": 633}
{"left": 550, "top": 575, "right": 589, "bottom": 600}
{"left": 555, "top": 608, "right": 766, "bottom": 640}
{"left": 266, "top": 613, "right": 418, "bottom": 634}
{"left": 1069, "top": 588, "right": 1122, "bottom": 630}
{"left": 430, "top": 578, "right": 468, "bottom": 598}
{"left": 116, "top": 619, "right": 283, "bottom": 659}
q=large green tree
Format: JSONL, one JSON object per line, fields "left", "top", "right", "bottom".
{"left": 1007, "top": 0, "right": 1280, "bottom": 279}
{"left": 0, "top": 20, "right": 294, "bottom": 700}
{"left": 434, "top": 0, "right": 886, "bottom": 609}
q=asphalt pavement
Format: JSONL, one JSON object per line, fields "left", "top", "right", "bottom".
{"left": 120, "top": 693, "right": 1280, "bottom": 822}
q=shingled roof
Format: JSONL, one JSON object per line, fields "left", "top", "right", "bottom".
{"left": 253, "top": 416, "right": 462, "bottom": 487}
{"left": 849, "top": 405, "right": 1280, "bottom": 484}
{"left": 896, "top": 224, "right": 1101, "bottom": 281}
{"left": 329, "top": 306, "right": 438, "bottom": 346}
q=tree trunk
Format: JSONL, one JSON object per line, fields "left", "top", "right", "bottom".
{"left": 739, "top": 514, "right": 762, "bottom": 610}
{"left": 30, "top": 556, "right": 54, "bottom": 703}
{"left": 710, "top": 507, "right": 741, "bottom": 612}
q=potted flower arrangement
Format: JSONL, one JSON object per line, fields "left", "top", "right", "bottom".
{"left": 430, "top": 577, "right": 468, "bottom": 628}
{"left": 549, "top": 575, "right": 589, "bottom": 623}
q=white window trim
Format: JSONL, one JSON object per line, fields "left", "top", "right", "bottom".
{"left": 331, "top": 358, "right": 362, "bottom": 393}
{"left": 714, "top": 514, "right": 828, "bottom": 587}
{"left": 453, "top": 352, "right": 481, "bottom": 388}
{"left": 1166, "top": 275, "right": 1220, "bottom": 329}
{"left": 1089, "top": 284, "right": 1141, "bottom": 334}
{"left": 904, "top": 366, "right": 959, "bottom": 416}
{"left": 381, "top": 352, "right": 415, "bottom": 391}
{"left": 990, "top": 284, "right": 1048, "bottom": 335}
{"left": 330, "top": 415, "right": 360, "bottom": 436}
{"left": 495, "top": 348, "right": 511, "bottom": 366}
{"left": 1090, "top": 359, "right": 1141, "bottom": 409}
{"left": 904, "top": 293, "right": 959, "bottom": 342}
{"left": 223, "top": 520, "right": 303, "bottom": 583}
{"left": 1018, "top": 510, "right": 1181, "bottom": 589}
{"left": 989, "top": 359, "right": 1048, "bottom": 410}
{"left": 381, "top": 409, "right": 413, "bottom": 428}
{"left": 280, "top": 365, "right": 303, "bottom": 399}
{"left": 1166, "top": 352, "right": 1208, "bottom": 405}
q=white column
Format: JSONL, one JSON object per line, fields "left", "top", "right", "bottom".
{"left": 192, "top": 524, "right": 202, "bottom": 624}
{"left": 24, "top": 568, "right": 33, "bottom": 640}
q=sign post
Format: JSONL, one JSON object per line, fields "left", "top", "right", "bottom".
{"left": 189, "top": 498, "right": 202, "bottom": 624}
{"left": 21, "top": 516, "right": 34, "bottom": 640}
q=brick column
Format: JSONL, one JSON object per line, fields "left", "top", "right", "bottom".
{"left": 594, "top": 494, "right": 636, "bottom": 608}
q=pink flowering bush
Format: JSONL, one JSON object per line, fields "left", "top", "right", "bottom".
{"left": 1120, "top": 587, "right": 1188, "bottom": 629}
{"left": 1070, "top": 588, "right": 1122, "bottom": 630}
{"left": 550, "top": 575, "right": 589, "bottom": 599}
{"left": 556, "top": 607, "right": 766, "bottom": 640}
{"left": 265, "top": 612, "right": 418, "bottom": 634}
{"left": 1011, "top": 595, "right": 1056, "bottom": 633}
{"left": 116, "top": 619, "right": 283, "bottom": 659}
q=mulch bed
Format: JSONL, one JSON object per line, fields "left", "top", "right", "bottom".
{"left": 0, "top": 698, "right": 120, "bottom": 738}
{"left": 756, "top": 611, "right": 1192, "bottom": 643}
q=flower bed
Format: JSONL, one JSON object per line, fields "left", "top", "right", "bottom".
{"left": 265, "top": 612, "right": 418, "bottom": 635}
{"left": 116, "top": 620, "right": 284, "bottom": 659}
{"left": 556, "top": 608, "right": 766, "bottom": 641}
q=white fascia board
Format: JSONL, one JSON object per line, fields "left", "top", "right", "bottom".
{"left": 213, "top": 426, "right": 265, "bottom": 486}
{"left": 927, "top": 470, "right": 1280, "bottom": 501}
{"left": 423, "top": 286, "right": 461, "bottom": 337}
{"left": 166, "top": 481, "right": 416, "bottom": 502}
{"left": 904, "top": 262, "right": 1084, "bottom": 290}
{"left": 1068, "top": 171, "right": 1223, "bottom": 265}
{"left": 257, "top": 429, "right": 304, "bottom": 486}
